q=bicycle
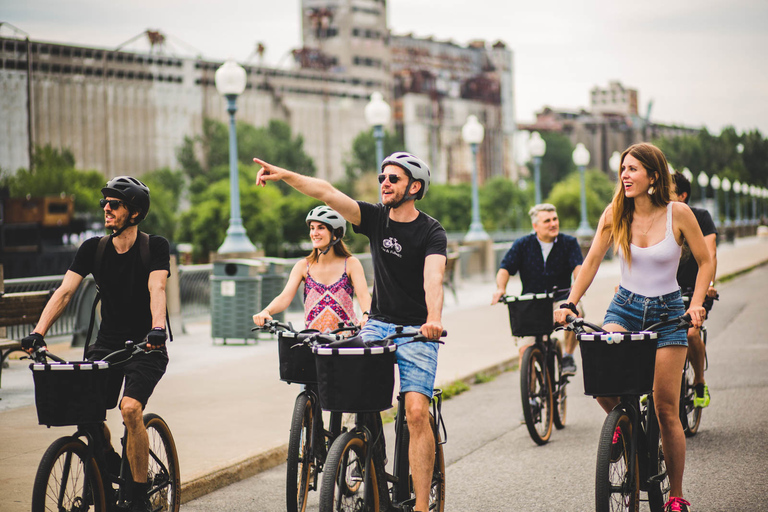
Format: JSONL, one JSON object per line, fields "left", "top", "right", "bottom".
{"left": 311, "top": 327, "right": 447, "bottom": 512}
{"left": 500, "top": 290, "right": 571, "bottom": 445}
{"left": 678, "top": 290, "right": 717, "bottom": 437}
{"left": 255, "top": 320, "right": 357, "bottom": 512}
{"left": 28, "top": 341, "right": 180, "bottom": 512}
{"left": 567, "top": 313, "right": 691, "bottom": 512}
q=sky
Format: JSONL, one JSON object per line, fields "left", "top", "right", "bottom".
{"left": 2, "top": 0, "right": 767, "bottom": 136}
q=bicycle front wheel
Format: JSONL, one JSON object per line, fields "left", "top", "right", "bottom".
{"left": 646, "top": 413, "right": 670, "bottom": 512}
{"left": 551, "top": 343, "right": 568, "bottom": 430}
{"left": 595, "top": 409, "right": 639, "bottom": 512}
{"left": 431, "top": 414, "right": 446, "bottom": 512}
{"left": 521, "top": 346, "right": 553, "bottom": 445}
{"left": 32, "top": 436, "right": 107, "bottom": 512}
{"left": 319, "top": 431, "right": 379, "bottom": 512}
{"left": 680, "top": 364, "right": 702, "bottom": 437}
{"left": 287, "top": 393, "right": 314, "bottom": 512}
{"left": 144, "top": 413, "right": 181, "bottom": 512}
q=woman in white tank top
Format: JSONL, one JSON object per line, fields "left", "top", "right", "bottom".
{"left": 554, "top": 143, "right": 713, "bottom": 511}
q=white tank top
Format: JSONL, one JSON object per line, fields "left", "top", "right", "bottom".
{"left": 619, "top": 202, "right": 681, "bottom": 297}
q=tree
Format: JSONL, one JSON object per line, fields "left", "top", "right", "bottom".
{"left": 546, "top": 170, "right": 615, "bottom": 230}
{"left": 480, "top": 176, "right": 534, "bottom": 231}
{"left": 529, "top": 132, "right": 576, "bottom": 199}
{"left": 340, "top": 128, "right": 403, "bottom": 198}
{"left": 139, "top": 168, "right": 185, "bottom": 241}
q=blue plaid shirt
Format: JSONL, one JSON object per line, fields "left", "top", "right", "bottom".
{"left": 499, "top": 233, "right": 583, "bottom": 299}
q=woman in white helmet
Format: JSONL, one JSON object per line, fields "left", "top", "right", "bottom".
{"left": 252, "top": 206, "right": 371, "bottom": 332}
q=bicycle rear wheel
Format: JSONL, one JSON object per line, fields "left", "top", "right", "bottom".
{"left": 319, "top": 431, "right": 379, "bottom": 512}
{"left": 32, "top": 436, "right": 107, "bottom": 512}
{"left": 595, "top": 409, "right": 639, "bottom": 512}
{"left": 551, "top": 343, "right": 567, "bottom": 430}
{"left": 680, "top": 363, "right": 702, "bottom": 437}
{"left": 287, "top": 393, "right": 314, "bottom": 512}
{"left": 144, "top": 413, "right": 181, "bottom": 512}
{"left": 521, "top": 346, "right": 553, "bottom": 445}
{"left": 645, "top": 410, "right": 670, "bottom": 512}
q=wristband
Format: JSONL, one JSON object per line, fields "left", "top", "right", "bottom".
{"left": 363, "top": 311, "right": 370, "bottom": 316}
{"left": 559, "top": 302, "right": 579, "bottom": 315}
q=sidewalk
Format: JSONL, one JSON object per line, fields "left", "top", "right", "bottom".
{"left": 1, "top": 236, "right": 767, "bottom": 510}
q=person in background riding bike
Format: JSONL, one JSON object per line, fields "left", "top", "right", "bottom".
{"left": 554, "top": 143, "right": 713, "bottom": 512}
{"left": 252, "top": 205, "right": 371, "bottom": 332}
{"left": 22, "top": 176, "right": 170, "bottom": 512}
{"left": 491, "top": 203, "right": 584, "bottom": 375}
{"left": 672, "top": 172, "right": 718, "bottom": 408}
{"left": 254, "top": 151, "right": 447, "bottom": 512}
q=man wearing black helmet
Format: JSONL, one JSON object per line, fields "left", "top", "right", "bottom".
{"left": 22, "top": 176, "right": 171, "bottom": 512}
{"left": 255, "top": 152, "right": 447, "bottom": 512}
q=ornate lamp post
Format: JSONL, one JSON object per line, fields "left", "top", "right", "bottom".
{"left": 215, "top": 59, "right": 256, "bottom": 254}
{"left": 365, "top": 92, "right": 391, "bottom": 196}
{"left": 751, "top": 185, "right": 759, "bottom": 223}
{"left": 721, "top": 177, "right": 731, "bottom": 226}
{"left": 733, "top": 180, "right": 742, "bottom": 225}
{"left": 462, "top": 115, "right": 489, "bottom": 241}
{"left": 682, "top": 167, "right": 693, "bottom": 183}
{"left": 528, "top": 132, "right": 546, "bottom": 204}
{"left": 697, "top": 171, "right": 709, "bottom": 207}
{"left": 741, "top": 182, "right": 751, "bottom": 224}
{"left": 572, "top": 143, "right": 592, "bottom": 237}
{"left": 710, "top": 175, "right": 721, "bottom": 227}
{"left": 609, "top": 151, "right": 621, "bottom": 179}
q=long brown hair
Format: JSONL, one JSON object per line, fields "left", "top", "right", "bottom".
{"left": 609, "top": 143, "right": 672, "bottom": 266}
{"left": 306, "top": 237, "right": 352, "bottom": 264}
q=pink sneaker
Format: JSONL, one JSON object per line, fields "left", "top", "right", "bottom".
{"left": 664, "top": 496, "right": 692, "bottom": 512}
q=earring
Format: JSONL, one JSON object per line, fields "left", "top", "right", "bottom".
{"left": 648, "top": 185, "right": 655, "bottom": 195}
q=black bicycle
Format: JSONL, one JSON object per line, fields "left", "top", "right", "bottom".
{"left": 28, "top": 341, "right": 180, "bottom": 512}
{"left": 501, "top": 290, "right": 571, "bottom": 445}
{"left": 312, "top": 327, "right": 447, "bottom": 512}
{"left": 256, "top": 320, "right": 357, "bottom": 512}
{"left": 679, "top": 290, "right": 717, "bottom": 437}
{"left": 567, "top": 313, "right": 691, "bottom": 512}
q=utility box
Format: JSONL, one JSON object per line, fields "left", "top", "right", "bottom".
{"left": 210, "top": 259, "right": 264, "bottom": 343}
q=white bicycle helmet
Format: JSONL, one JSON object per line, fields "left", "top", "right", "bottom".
{"left": 306, "top": 206, "right": 346, "bottom": 237}
{"left": 381, "top": 152, "right": 431, "bottom": 200}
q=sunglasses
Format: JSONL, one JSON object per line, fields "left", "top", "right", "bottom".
{"left": 377, "top": 174, "right": 402, "bottom": 184}
{"left": 100, "top": 199, "right": 126, "bottom": 210}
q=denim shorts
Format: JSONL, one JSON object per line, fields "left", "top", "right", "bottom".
{"left": 603, "top": 286, "right": 687, "bottom": 348}
{"left": 360, "top": 319, "right": 439, "bottom": 399}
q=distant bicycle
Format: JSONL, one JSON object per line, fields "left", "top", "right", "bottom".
{"left": 567, "top": 313, "right": 691, "bottom": 512}
{"left": 28, "top": 340, "right": 180, "bottom": 512}
{"left": 500, "top": 289, "right": 571, "bottom": 445}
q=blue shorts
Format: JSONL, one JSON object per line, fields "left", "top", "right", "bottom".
{"left": 360, "top": 319, "right": 439, "bottom": 399}
{"left": 603, "top": 286, "right": 688, "bottom": 348}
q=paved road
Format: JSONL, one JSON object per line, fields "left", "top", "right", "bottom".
{"left": 182, "top": 265, "right": 768, "bottom": 511}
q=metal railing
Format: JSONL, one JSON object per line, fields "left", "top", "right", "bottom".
{"left": 178, "top": 264, "right": 212, "bottom": 329}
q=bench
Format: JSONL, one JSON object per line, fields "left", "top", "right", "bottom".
{"left": 0, "top": 290, "right": 51, "bottom": 388}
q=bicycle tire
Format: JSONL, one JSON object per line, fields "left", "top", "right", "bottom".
{"left": 32, "top": 436, "right": 107, "bottom": 512}
{"left": 287, "top": 393, "right": 314, "bottom": 512}
{"left": 431, "top": 414, "right": 446, "bottom": 512}
{"left": 144, "top": 413, "right": 181, "bottom": 512}
{"left": 393, "top": 413, "right": 411, "bottom": 506}
{"left": 319, "top": 431, "right": 379, "bottom": 512}
{"left": 595, "top": 409, "right": 639, "bottom": 512}
{"left": 521, "top": 346, "right": 553, "bottom": 445}
{"left": 551, "top": 343, "right": 567, "bottom": 430}
{"left": 680, "top": 363, "right": 702, "bottom": 437}
{"left": 646, "top": 409, "right": 670, "bottom": 512}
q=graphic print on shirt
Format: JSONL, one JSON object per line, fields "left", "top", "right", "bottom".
{"left": 382, "top": 237, "right": 403, "bottom": 257}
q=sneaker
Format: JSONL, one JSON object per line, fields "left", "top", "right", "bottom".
{"left": 693, "top": 384, "right": 711, "bottom": 408}
{"left": 664, "top": 496, "right": 692, "bottom": 512}
{"left": 610, "top": 426, "right": 623, "bottom": 462}
{"left": 561, "top": 355, "right": 577, "bottom": 376}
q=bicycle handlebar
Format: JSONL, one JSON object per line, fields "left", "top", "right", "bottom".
{"left": 311, "top": 327, "right": 448, "bottom": 349}
{"left": 31, "top": 340, "right": 153, "bottom": 365}
{"left": 563, "top": 313, "right": 692, "bottom": 336}
{"left": 499, "top": 287, "right": 571, "bottom": 304}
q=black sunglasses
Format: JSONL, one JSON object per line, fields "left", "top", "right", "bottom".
{"left": 100, "top": 199, "right": 126, "bottom": 210}
{"left": 377, "top": 174, "right": 402, "bottom": 184}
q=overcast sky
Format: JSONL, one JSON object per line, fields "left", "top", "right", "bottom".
{"left": 2, "top": 0, "right": 767, "bottom": 135}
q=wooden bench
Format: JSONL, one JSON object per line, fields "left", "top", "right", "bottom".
{"left": 0, "top": 290, "right": 51, "bottom": 388}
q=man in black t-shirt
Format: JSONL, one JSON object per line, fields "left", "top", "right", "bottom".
{"left": 255, "top": 152, "right": 446, "bottom": 512}
{"left": 23, "top": 176, "right": 170, "bottom": 512}
{"left": 673, "top": 173, "right": 717, "bottom": 408}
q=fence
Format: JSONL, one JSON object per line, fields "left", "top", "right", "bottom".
{"left": 178, "top": 264, "right": 213, "bottom": 331}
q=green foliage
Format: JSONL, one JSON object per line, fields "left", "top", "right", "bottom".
{"left": 339, "top": 128, "right": 403, "bottom": 196}
{"left": 441, "top": 379, "right": 471, "bottom": 400}
{"left": 546, "top": 170, "right": 615, "bottom": 230}
{"left": 479, "top": 176, "right": 534, "bottom": 231}
{"left": 139, "top": 168, "right": 185, "bottom": 241}
{"left": 417, "top": 183, "right": 472, "bottom": 232}
{"left": 530, "top": 132, "right": 576, "bottom": 199}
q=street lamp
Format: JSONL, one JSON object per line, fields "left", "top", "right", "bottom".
{"left": 697, "top": 171, "right": 709, "bottom": 207}
{"left": 733, "top": 180, "right": 742, "bottom": 225}
{"left": 750, "top": 185, "right": 758, "bottom": 223}
{"left": 741, "top": 182, "right": 750, "bottom": 224}
{"left": 572, "top": 143, "right": 592, "bottom": 237}
{"left": 365, "top": 91, "right": 391, "bottom": 197}
{"left": 462, "top": 115, "right": 489, "bottom": 241}
{"left": 609, "top": 151, "right": 621, "bottom": 179}
{"left": 710, "top": 175, "right": 721, "bottom": 227}
{"left": 215, "top": 58, "right": 256, "bottom": 254}
{"left": 721, "top": 177, "right": 731, "bottom": 226}
{"left": 682, "top": 167, "right": 693, "bottom": 183}
{"left": 528, "top": 132, "right": 546, "bottom": 204}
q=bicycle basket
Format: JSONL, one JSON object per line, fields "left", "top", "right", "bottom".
{"left": 278, "top": 331, "right": 318, "bottom": 384}
{"left": 312, "top": 344, "right": 397, "bottom": 412}
{"left": 30, "top": 361, "right": 111, "bottom": 427}
{"left": 578, "top": 332, "right": 658, "bottom": 396}
{"left": 505, "top": 292, "right": 554, "bottom": 337}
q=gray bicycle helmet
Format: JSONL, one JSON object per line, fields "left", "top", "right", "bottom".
{"left": 101, "top": 176, "right": 151, "bottom": 222}
{"left": 380, "top": 152, "right": 431, "bottom": 200}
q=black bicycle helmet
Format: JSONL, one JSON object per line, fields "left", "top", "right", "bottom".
{"left": 381, "top": 152, "right": 431, "bottom": 200}
{"left": 101, "top": 176, "right": 151, "bottom": 223}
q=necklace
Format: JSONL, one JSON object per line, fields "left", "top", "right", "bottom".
{"left": 637, "top": 209, "right": 663, "bottom": 236}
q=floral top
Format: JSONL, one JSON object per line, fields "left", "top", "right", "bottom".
{"left": 304, "top": 259, "right": 358, "bottom": 332}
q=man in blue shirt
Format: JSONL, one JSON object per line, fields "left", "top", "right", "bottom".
{"left": 492, "top": 203, "right": 584, "bottom": 374}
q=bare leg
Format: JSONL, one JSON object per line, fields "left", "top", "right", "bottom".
{"left": 121, "top": 396, "right": 148, "bottom": 483}
{"left": 405, "top": 391, "right": 434, "bottom": 512}
{"left": 686, "top": 327, "right": 706, "bottom": 386}
{"left": 653, "top": 346, "right": 688, "bottom": 499}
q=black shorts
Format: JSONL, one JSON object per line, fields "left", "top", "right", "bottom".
{"left": 86, "top": 344, "right": 168, "bottom": 409}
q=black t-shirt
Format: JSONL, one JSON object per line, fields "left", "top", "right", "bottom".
{"left": 353, "top": 202, "right": 447, "bottom": 326}
{"left": 677, "top": 206, "right": 717, "bottom": 290}
{"left": 70, "top": 234, "right": 171, "bottom": 349}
